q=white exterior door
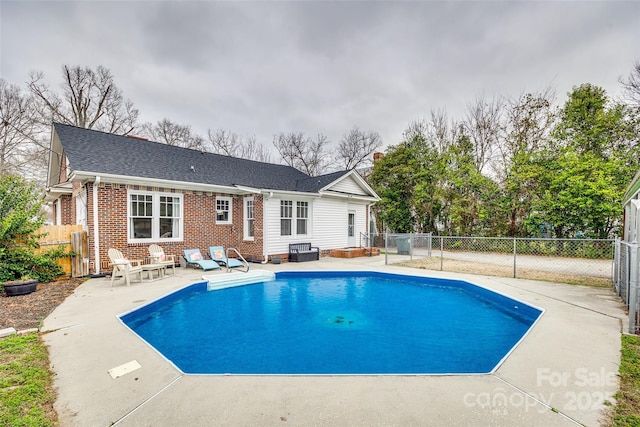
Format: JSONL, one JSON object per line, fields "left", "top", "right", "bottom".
{"left": 348, "top": 211, "right": 356, "bottom": 247}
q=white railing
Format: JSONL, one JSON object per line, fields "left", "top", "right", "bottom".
{"left": 359, "top": 232, "right": 373, "bottom": 256}
{"left": 226, "top": 248, "right": 250, "bottom": 273}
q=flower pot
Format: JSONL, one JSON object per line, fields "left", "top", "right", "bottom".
{"left": 2, "top": 279, "right": 38, "bottom": 296}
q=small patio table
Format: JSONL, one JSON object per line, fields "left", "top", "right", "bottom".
{"left": 141, "top": 263, "right": 165, "bottom": 281}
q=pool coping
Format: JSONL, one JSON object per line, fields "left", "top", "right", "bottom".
{"left": 118, "top": 270, "right": 546, "bottom": 377}
{"left": 42, "top": 256, "right": 627, "bottom": 427}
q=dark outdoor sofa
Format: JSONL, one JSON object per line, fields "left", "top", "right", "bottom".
{"left": 288, "top": 243, "right": 320, "bottom": 262}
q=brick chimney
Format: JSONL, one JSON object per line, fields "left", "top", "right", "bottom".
{"left": 373, "top": 152, "right": 384, "bottom": 163}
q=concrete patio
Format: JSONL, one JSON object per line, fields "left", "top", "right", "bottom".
{"left": 42, "top": 255, "right": 627, "bottom": 426}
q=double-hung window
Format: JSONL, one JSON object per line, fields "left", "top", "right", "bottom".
{"left": 159, "top": 196, "right": 180, "bottom": 238}
{"left": 296, "top": 201, "right": 308, "bottom": 235}
{"left": 280, "top": 199, "right": 310, "bottom": 236}
{"left": 128, "top": 191, "right": 182, "bottom": 241}
{"left": 216, "top": 197, "right": 232, "bottom": 224}
{"left": 280, "top": 200, "right": 292, "bottom": 236}
{"left": 130, "top": 194, "right": 153, "bottom": 239}
{"left": 244, "top": 197, "right": 255, "bottom": 240}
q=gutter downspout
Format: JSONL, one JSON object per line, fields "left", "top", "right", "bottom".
{"left": 56, "top": 199, "right": 62, "bottom": 225}
{"left": 92, "top": 176, "right": 101, "bottom": 274}
{"left": 261, "top": 192, "right": 271, "bottom": 264}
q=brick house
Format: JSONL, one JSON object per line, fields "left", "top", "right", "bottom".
{"left": 45, "top": 123, "right": 380, "bottom": 274}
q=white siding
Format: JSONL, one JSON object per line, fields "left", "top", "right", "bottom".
{"left": 627, "top": 197, "right": 640, "bottom": 243}
{"left": 329, "top": 176, "right": 368, "bottom": 196}
{"left": 312, "top": 198, "right": 349, "bottom": 249}
{"left": 264, "top": 197, "right": 286, "bottom": 255}
{"left": 264, "top": 196, "right": 370, "bottom": 255}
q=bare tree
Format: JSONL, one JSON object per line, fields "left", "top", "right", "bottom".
{"left": 403, "top": 119, "right": 428, "bottom": 143}
{"left": 242, "top": 135, "right": 272, "bottom": 163}
{"left": 428, "top": 109, "right": 459, "bottom": 152}
{"left": 272, "top": 132, "right": 330, "bottom": 176}
{"left": 620, "top": 61, "right": 640, "bottom": 108}
{"left": 403, "top": 110, "right": 459, "bottom": 153}
{"left": 335, "top": 126, "right": 382, "bottom": 170}
{"left": 0, "top": 79, "right": 47, "bottom": 181}
{"left": 463, "top": 95, "right": 503, "bottom": 174}
{"left": 140, "top": 118, "right": 205, "bottom": 150}
{"left": 206, "top": 128, "right": 272, "bottom": 162}
{"left": 495, "top": 88, "right": 557, "bottom": 237}
{"left": 206, "top": 128, "right": 240, "bottom": 156}
{"left": 28, "top": 65, "right": 138, "bottom": 134}
{"left": 500, "top": 87, "right": 557, "bottom": 163}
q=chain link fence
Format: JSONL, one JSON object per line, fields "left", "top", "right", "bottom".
{"left": 363, "top": 233, "right": 638, "bottom": 334}
{"left": 614, "top": 240, "right": 639, "bottom": 335}
{"left": 367, "top": 233, "right": 614, "bottom": 287}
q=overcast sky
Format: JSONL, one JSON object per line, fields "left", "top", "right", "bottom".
{"left": 1, "top": 1, "right": 638, "bottom": 154}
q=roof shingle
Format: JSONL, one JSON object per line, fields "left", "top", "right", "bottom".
{"left": 54, "top": 123, "right": 349, "bottom": 192}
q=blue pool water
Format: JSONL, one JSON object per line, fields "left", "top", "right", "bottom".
{"left": 120, "top": 271, "right": 542, "bottom": 374}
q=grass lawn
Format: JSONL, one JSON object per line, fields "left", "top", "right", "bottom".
{"left": 0, "top": 332, "right": 57, "bottom": 427}
{"left": 611, "top": 334, "right": 640, "bottom": 426}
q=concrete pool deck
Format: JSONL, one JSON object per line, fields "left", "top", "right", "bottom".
{"left": 42, "top": 256, "right": 627, "bottom": 427}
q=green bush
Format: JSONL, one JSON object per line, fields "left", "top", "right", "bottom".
{"left": 0, "top": 246, "right": 67, "bottom": 283}
{"left": 0, "top": 175, "right": 68, "bottom": 283}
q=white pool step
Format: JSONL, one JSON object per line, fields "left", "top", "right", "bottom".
{"left": 203, "top": 269, "right": 276, "bottom": 291}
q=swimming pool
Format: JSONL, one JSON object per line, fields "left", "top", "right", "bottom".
{"left": 120, "top": 271, "right": 542, "bottom": 375}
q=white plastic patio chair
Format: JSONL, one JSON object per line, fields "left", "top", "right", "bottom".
{"left": 108, "top": 248, "right": 144, "bottom": 286}
{"left": 148, "top": 244, "right": 176, "bottom": 275}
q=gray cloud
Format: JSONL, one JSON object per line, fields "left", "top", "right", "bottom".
{"left": 1, "top": 0, "right": 638, "bottom": 154}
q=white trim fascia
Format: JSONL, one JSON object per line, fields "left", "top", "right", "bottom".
{"left": 352, "top": 172, "right": 379, "bottom": 199}
{"left": 234, "top": 185, "right": 262, "bottom": 194}
{"left": 319, "top": 170, "right": 380, "bottom": 200}
{"left": 46, "top": 124, "right": 56, "bottom": 188}
{"left": 47, "top": 182, "right": 73, "bottom": 192}
{"left": 47, "top": 128, "right": 67, "bottom": 188}
{"left": 258, "top": 189, "right": 320, "bottom": 198}
{"left": 44, "top": 182, "right": 73, "bottom": 203}
{"left": 318, "top": 190, "right": 379, "bottom": 202}
{"left": 318, "top": 171, "right": 351, "bottom": 192}
{"left": 624, "top": 169, "right": 640, "bottom": 203}
{"left": 68, "top": 171, "right": 378, "bottom": 201}
{"left": 70, "top": 171, "right": 242, "bottom": 194}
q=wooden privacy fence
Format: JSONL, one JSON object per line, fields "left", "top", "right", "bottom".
{"left": 35, "top": 224, "right": 87, "bottom": 278}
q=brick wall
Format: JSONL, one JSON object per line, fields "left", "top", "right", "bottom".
{"left": 55, "top": 182, "right": 85, "bottom": 226}
{"left": 86, "top": 184, "right": 265, "bottom": 273}
{"left": 59, "top": 195, "right": 74, "bottom": 225}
